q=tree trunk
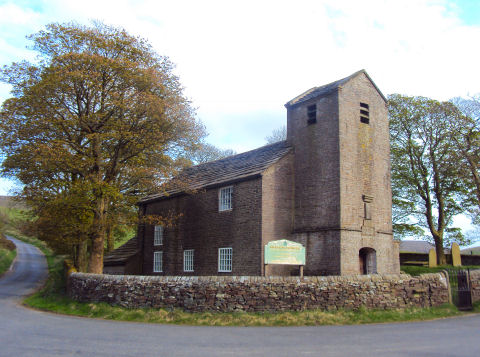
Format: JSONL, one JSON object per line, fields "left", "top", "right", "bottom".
{"left": 77, "top": 240, "right": 88, "bottom": 272}
{"left": 106, "top": 223, "right": 114, "bottom": 252}
{"left": 87, "top": 134, "right": 106, "bottom": 274}
{"left": 434, "top": 235, "right": 446, "bottom": 265}
{"left": 88, "top": 206, "right": 106, "bottom": 273}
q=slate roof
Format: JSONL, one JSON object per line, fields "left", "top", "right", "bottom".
{"left": 139, "top": 140, "right": 292, "bottom": 204}
{"left": 400, "top": 240, "right": 435, "bottom": 254}
{"left": 400, "top": 240, "right": 450, "bottom": 254}
{"left": 285, "top": 69, "right": 387, "bottom": 107}
{"left": 103, "top": 236, "right": 139, "bottom": 266}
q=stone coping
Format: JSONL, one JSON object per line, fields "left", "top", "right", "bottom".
{"left": 71, "top": 272, "right": 447, "bottom": 284}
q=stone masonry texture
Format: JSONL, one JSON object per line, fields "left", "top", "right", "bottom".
{"left": 134, "top": 71, "right": 399, "bottom": 277}
{"left": 140, "top": 178, "right": 263, "bottom": 276}
{"left": 68, "top": 272, "right": 450, "bottom": 313}
{"left": 470, "top": 270, "right": 480, "bottom": 304}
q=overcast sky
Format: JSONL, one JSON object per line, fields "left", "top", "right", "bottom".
{"left": 1, "top": 0, "right": 479, "bottom": 205}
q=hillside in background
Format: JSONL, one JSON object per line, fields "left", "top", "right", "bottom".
{"left": 0, "top": 196, "right": 27, "bottom": 209}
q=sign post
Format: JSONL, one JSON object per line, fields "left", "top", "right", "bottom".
{"left": 264, "top": 240, "right": 306, "bottom": 277}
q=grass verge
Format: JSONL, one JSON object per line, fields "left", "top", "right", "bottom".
{"left": 21, "top": 243, "right": 480, "bottom": 326}
{"left": 401, "top": 265, "right": 480, "bottom": 276}
{"left": 10, "top": 232, "right": 480, "bottom": 326}
{"left": 23, "top": 296, "right": 477, "bottom": 327}
{"left": 0, "top": 248, "right": 16, "bottom": 276}
{"left": 0, "top": 234, "right": 16, "bottom": 276}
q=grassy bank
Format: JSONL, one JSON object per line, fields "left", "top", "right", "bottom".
{"left": 26, "top": 295, "right": 474, "bottom": 326}
{"left": 0, "top": 249, "right": 16, "bottom": 275}
{"left": 0, "top": 234, "right": 16, "bottom": 276}
{"left": 6, "top": 227, "right": 477, "bottom": 326}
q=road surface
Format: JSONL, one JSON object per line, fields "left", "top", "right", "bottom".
{"left": 1, "top": 236, "right": 479, "bottom": 357}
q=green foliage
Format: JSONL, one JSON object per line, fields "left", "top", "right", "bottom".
{"left": 0, "top": 248, "right": 16, "bottom": 276}
{"left": 389, "top": 95, "right": 473, "bottom": 263}
{"left": 0, "top": 22, "right": 205, "bottom": 272}
{"left": 449, "top": 96, "right": 480, "bottom": 222}
{"left": 400, "top": 265, "right": 480, "bottom": 276}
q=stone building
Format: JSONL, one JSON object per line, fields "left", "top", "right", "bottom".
{"left": 132, "top": 70, "right": 400, "bottom": 276}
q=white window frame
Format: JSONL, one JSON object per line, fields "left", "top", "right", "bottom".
{"left": 183, "top": 249, "right": 194, "bottom": 272}
{"left": 219, "top": 186, "right": 233, "bottom": 212}
{"left": 153, "top": 251, "right": 163, "bottom": 272}
{"left": 218, "top": 247, "right": 232, "bottom": 272}
{"left": 154, "top": 225, "right": 163, "bottom": 246}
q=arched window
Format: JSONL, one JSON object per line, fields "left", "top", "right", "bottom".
{"left": 359, "top": 247, "right": 377, "bottom": 274}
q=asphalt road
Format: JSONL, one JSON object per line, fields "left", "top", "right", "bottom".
{"left": 1, "top": 237, "right": 480, "bottom": 357}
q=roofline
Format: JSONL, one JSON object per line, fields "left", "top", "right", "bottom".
{"left": 357, "top": 69, "right": 387, "bottom": 103}
{"left": 138, "top": 141, "right": 291, "bottom": 205}
{"left": 138, "top": 173, "right": 263, "bottom": 205}
{"left": 284, "top": 69, "right": 387, "bottom": 108}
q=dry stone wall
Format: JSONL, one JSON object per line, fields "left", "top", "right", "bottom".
{"left": 68, "top": 273, "right": 449, "bottom": 312}
{"left": 470, "top": 270, "right": 480, "bottom": 304}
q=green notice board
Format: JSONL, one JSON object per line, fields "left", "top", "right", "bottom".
{"left": 264, "top": 240, "right": 305, "bottom": 265}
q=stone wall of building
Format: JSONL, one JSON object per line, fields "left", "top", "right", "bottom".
{"left": 338, "top": 73, "right": 397, "bottom": 275}
{"left": 261, "top": 153, "right": 296, "bottom": 276}
{"left": 140, "top": 178, "right": 263, "bottom": 276}
{"left": 284, "top": 72, "right": 398, "bottom": 276}
{"left": 68, "top": 272, "right": 449, "bottom": 312}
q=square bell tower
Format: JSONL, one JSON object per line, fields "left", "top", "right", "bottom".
{"left": 285, "top": 70, "right": 399, "bottom": 275}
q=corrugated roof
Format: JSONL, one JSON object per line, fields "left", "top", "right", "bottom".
{"left": 285, "top": 69, "right": 387, "bottom": 107}
{"left": 140, "top": 140, "right": 292, "bottom": 204}
{"left": 103, "top": 236, "right": 139, "bottom": 266}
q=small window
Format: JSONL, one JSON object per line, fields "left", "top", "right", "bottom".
{"left": 218, "top": 247, "right": 232, "bottom": 272}
{"left": 360, "top": 102, "right": 369, "bottom": 124}
{"left": 153, "top": 251, "right": 163, "bottom": 272}
{"left": 183, "top": 249, "right": 194, "bottom": 272}
{"left": 154, "top": 225, "right": 163, "bottom": 245}
{"left": 307, "top": 104, "right": 317, "bottom": 125}
{"left": 219, "top": 186, "right": 233, "bottom": 211}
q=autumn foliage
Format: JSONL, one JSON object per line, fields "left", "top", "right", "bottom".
{"left": 0, "top": 22, "right": 204, "bottom": 272}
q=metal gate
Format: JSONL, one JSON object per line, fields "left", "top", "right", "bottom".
{"left": 447, "top": 268, "right": 472, "bottom": 311}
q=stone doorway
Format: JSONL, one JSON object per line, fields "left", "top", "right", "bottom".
{"left": 359, "top": 247, "right": 377, "bottom": 274}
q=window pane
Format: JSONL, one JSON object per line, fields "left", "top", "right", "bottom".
{"left": 219, "top": 186, "right": 233, "bottom": 211}
{"left": 184, "top": 250, "right": 194, "bottom": 272}
{"left": 218, "top": 247, "right": 232, "bottom": 272}
{"left": 154, "top": 225, "right": 163, "bottom": 245}
{"left": 153, "top": 251, "right": 163, "bottom": 272}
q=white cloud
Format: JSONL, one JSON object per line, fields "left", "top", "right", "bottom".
{"left": 0, "top": 0, "right": 479, "bottom": 154}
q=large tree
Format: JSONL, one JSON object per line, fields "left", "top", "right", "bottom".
{"left": 449, "top": 96, "right": 480, "bottom": 222}
{"left": 0, "top": 22, "right": 204, "bottom": 272}
{"left": 389, "top": 94, "right": 468, "bottom": 264}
